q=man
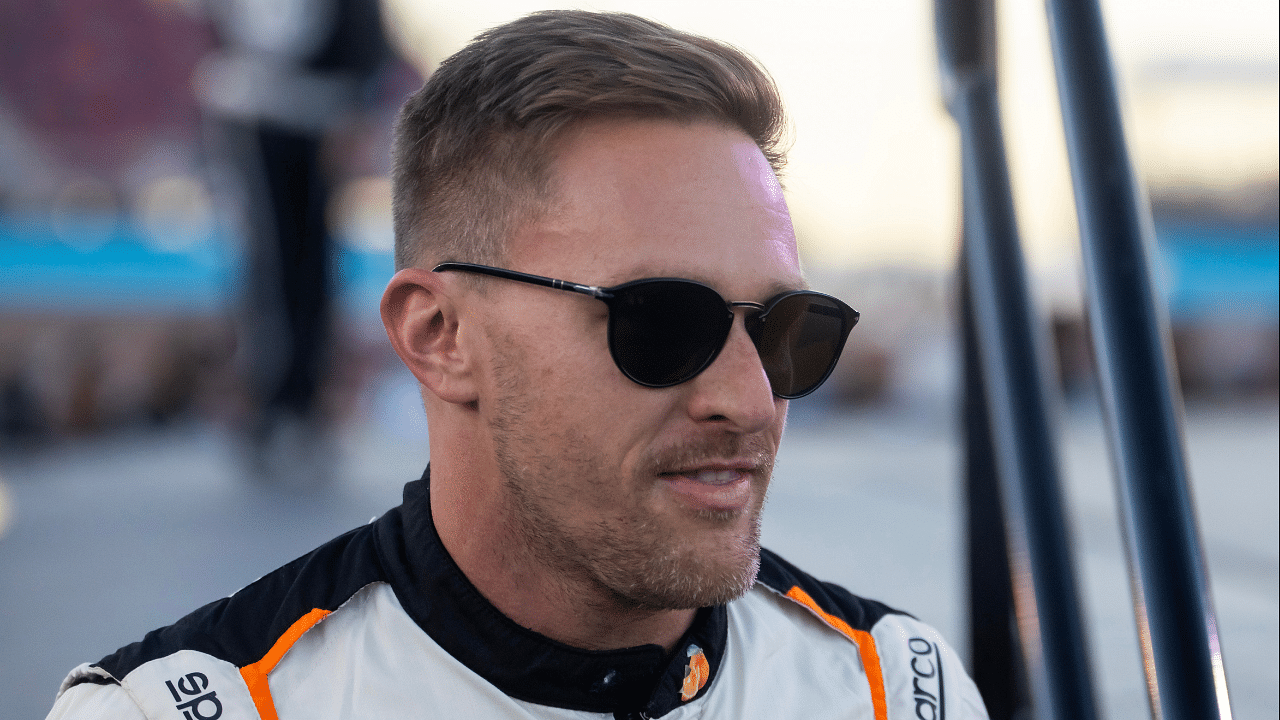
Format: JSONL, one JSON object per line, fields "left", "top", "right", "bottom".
{"left": 48, "top": 11, "right": 988, "bottom": 719}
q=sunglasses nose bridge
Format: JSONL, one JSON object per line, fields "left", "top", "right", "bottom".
{"left": 698, "top": 307, "right": 776, "bottom": 402}
{"left": 725, "top": 300, "right": 768, "bottom": 347}
{"left": 727, "top": 300, "right": 765, "bottom": 329}
{"left": 726, "top": 300, "right": 765, "bottom": 316}
{"left": 714, "top": 303, "right": 782, "bottom": 401}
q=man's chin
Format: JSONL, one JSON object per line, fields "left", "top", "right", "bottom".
{"left": 608, "top": 541, "right": 763, "bottom": 611}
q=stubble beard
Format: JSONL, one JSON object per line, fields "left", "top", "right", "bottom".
{"left": 487, "top": 345, "right": 773, "bottom": 613}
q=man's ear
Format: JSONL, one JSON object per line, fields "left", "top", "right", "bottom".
{"left": 381, "top": 268, "right": 479, "bottom": 405}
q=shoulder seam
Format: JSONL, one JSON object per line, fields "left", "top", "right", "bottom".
{"left": 240, "top": 607, "right": 331, "bottom": 720}
{"left": 238, "top": 581, "right": 384, "bottom": 720}
{"left": 765, "top": 583, "right": 890, "bottom": 720}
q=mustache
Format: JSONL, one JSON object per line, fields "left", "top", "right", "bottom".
{"left": 641, "top": 434, "right": 776, "bottom": 476}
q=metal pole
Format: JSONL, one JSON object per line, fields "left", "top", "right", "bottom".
{"left": 961, "top": 260, "right": 1030, "bottom": 720}
{"left": 1044, "top": 1, "right": 1233, "bottom": 717}
{"left": 935, "top": 2, "right": 1100, "bottom": 718}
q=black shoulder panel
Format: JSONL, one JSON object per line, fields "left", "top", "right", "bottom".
{"left": 755, "top": 547, "right": 907, "bottom": 632}
{"left": 93, "top": 510, "right": 396, "bottom": 680}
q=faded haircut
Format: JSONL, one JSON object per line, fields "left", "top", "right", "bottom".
{"left": 390, "top": 10, "right": 788, "bottom": 270}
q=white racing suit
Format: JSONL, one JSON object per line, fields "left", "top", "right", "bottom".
{"left": 48, "top": 469, "right": 989, "bottom": 719}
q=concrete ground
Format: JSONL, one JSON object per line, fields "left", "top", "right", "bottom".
{"left": 1, "top": 375, "right": 1275, "bottom": 719}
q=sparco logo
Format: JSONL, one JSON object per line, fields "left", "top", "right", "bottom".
{"left": 907, "top": 637, "right": 945, "bottom": 720}
{"left": 164, "top": 672, "right": 222, "bottom": 720}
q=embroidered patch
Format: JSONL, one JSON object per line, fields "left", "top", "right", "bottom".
{"left": 680, "top": 644, "right": 709, "bottom": 702}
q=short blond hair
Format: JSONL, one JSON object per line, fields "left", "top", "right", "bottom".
{"left": 390, "top": 10, "right": 787, "bottom": 270}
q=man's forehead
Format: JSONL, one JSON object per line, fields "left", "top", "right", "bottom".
{"left": 547, "top": 117, "right": 774, "bottom": 193}
{"left": 511, "top": 118, "right": 802, "bottom": 292}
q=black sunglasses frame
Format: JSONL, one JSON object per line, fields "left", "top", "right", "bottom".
{"left": 432, "top": 261, "right": 859, "bottom": 399}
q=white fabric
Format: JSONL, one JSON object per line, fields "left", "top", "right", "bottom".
{"left": 48, "top": 582, "right": 987, "bottom": 719}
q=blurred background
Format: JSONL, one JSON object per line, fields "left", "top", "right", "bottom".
{"left": 0, "top": 1, "right": 1275, "bottom": 718}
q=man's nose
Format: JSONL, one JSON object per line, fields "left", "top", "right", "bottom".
{"left": 684, "top": 316, "right": 780, "bottom": 431}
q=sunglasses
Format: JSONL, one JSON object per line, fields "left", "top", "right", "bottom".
{"left": 433, "top": 262, "right": 859, "bottom": 399}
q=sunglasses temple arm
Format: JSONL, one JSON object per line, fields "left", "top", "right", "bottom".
{"left": 548, "top": 278, "right": 610, "bottom": 299}
{"left": 433, "top": 262, "right": 610, "bottom": 299}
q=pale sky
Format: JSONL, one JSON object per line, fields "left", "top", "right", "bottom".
{"left": 380, "top": 0, "right": 1279, "bottom": 272}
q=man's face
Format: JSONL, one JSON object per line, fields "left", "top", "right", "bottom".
{"left": 471, "top": 118, "right": 802, "bottom": 611}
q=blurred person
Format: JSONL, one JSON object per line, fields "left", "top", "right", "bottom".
{"left": 195, "top": 0, "right": 392, "bottom": 483}
{"left": 46, "top": 11, "right": 988, "bottom": 719}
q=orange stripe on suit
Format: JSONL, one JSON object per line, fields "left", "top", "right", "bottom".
{"left": 784, "top": 586, "right": 888, "bottom": 720}
{"left": 239, "top": 608, "right": 332, "bottom": 720}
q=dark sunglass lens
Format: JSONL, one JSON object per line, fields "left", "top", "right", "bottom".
{"left": 750, "top": 294, "right": 854, "bottom": 398}
{"left": 607, "top": 281, "right": 732, "bottom": 387}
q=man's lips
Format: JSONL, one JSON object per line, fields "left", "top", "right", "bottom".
{"left": 678, "top": 468, "right": 741, "bottom": 486}
{"left": 659, "top": 465, "right": 756, "bottom": 511}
